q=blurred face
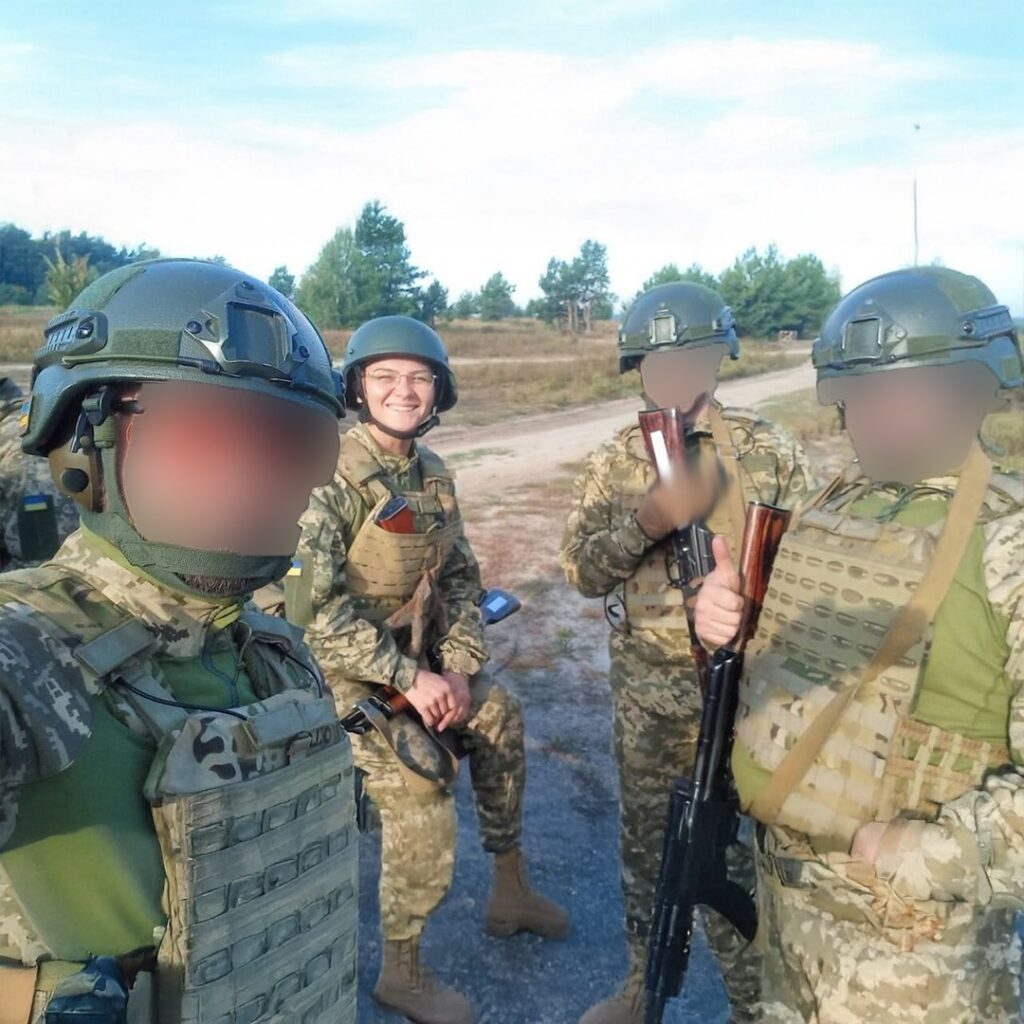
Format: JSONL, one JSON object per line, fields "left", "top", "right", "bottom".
{"left": 361, "top": 357, "right": 437, "bottom": 435}
{"left": 820, "top": 364, "right": 995, "bottom": 484}
{"left": 640, "top": 345, "right": 727, "bottom": 414}
{"left": 117, "top": 381, "right": 339, "bottom": 555}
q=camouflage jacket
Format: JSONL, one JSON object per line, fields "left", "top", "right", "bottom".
{"left": 560, "top": 402, "right": 815, "bottom": 665}
{"left": 289, "top": 423, "right": 488, "bottom": 696}
{"left": 0, "top": 380, "right": 79, "bottom": 570}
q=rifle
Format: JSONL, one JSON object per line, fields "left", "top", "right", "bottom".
{"left": 637, "top": 406, "right": 717, "bottom": 684}
{"left": 339, "top": 585, "right": 521, "bottom": 737}
{"left": 644, "top": 500, "right": 790, "bottom": 1024}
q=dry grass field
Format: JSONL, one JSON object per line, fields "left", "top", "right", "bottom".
{"left": 1, "top": 307, "right": 805, "bottom": 425}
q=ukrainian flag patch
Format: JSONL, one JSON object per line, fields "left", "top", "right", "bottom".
{"left": 288, "top": 559, "right": 303, "bottom": 576}
{"left": 21, "top": 494, "right": 49, "bottom": 512}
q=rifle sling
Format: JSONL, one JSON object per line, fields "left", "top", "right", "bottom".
{"left": 707, "top": 404, "right": 747, "bottom": 562}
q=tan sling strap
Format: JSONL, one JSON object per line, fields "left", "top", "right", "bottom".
{"left": 0, "top": 962, "right": 36, "bottom": 1024}
{"left": 747, "top": 442, "right": 992, "bottom": 826}
{"left": 707, "top": 404, "right": 747, "bottom": 560}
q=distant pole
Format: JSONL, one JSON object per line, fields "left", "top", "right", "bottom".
{"left": 913, "top": 178, "right": 919, "bottom": 266}
{"left": 912, "top": 123, "right": 921, "bottom": 266}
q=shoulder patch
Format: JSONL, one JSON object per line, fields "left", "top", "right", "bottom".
{"left": 983, "top": 470, "right": 1024, "bottom": 520}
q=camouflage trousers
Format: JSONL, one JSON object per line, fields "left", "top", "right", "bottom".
{"left": 351, "top": 673, "right": 526, "bottom": 940}
{"left": 610, "top": 644, "right": 761, "bottom": 1023}
{"left": 756, "top": 834, "right": 1021, "bottom": 1024}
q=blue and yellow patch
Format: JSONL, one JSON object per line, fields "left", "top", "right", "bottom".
{"left": 287, "top": 559, "right": 303, "bottom": 577}
{"left": 21, "top": 494, "right": 50, "bottom": 513}
{"left": 17, "top": 398, "right": 32, "bottom": 436}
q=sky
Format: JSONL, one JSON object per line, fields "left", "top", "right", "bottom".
{"left": 2, "top": 1, "right": 1023, "bottom": 312}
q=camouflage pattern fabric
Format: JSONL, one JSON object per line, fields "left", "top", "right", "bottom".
{"left": 294, "top": 424, "right": 528, "bottom": 939}
{"left": 355, "top": 674, "right": 525, "bottom": 940}
{"left": 757, "top": 831, "right": 1020, "bottom": 1023}
{"left": 751, "top": 479, "right": 1024, "bottom": 1023}
{"left": 561, "top": 403, "right": 815, "bottom": 1022}
{"left": 0, "top": 528, "right": 342, "bottom": 956}
{"left": 0, "top": 381, "right": 79, "bottom": 570}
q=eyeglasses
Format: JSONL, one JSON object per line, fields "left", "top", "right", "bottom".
{"left": 364, "top": 370, "right": 437, "bottom": 390}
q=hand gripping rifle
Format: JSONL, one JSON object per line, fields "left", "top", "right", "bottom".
{"left": 637, "top": 406, "right": 717, "bottom": 685}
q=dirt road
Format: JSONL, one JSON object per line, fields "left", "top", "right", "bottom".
{"left": 432, "top": 361, "right": 818, "bottom": 492}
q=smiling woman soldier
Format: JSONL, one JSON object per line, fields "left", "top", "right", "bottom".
{"left": 285, "top": 315, "right": 569, "bottom": 1024}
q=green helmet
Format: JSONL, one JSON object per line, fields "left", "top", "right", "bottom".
{"left": 342, "top": 315, "right": 457, "bottom": 414}
{"left": 814, "top": 267, "right": 1023, "bottom": 391}
{"left": 22, "top": 258, "right": 344, "bottom": 457}
{"left": 618, "top": 282, "right": 739, "bottom": 373}
{"left": 19, "top": 258, "right": 345, "bottom": 596}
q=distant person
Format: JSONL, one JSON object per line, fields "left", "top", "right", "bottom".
{"left": 560, "top": 283, "right": 814, "bottom": 1024}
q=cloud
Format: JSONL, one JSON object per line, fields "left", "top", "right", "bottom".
{"left": 3, "top": 33, "right": 1021, "bottom": 315}
{"left": 0, "top": 40, "right": 37, "bottom": 82}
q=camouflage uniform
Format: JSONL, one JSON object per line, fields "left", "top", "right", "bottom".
{"left": 728, "top": 266, "right": 1024, "bottom": 1023}
{"left": 289, "top": 422, "right": 527, "bottom": 941}
{"left": 0, "top": 257, "right": 357, "bottom": 1022}
{"left": 0, "top": 528, "right": 358, "bottom": 1023}
{"left": 0, "top": 378, "right": 79, "bottom": 570}
{"left": 737, "top": 464, "right": 1024, "bottom": 1024}
{"left": 560, "top": 403, "right": 815, "bottom": 1021}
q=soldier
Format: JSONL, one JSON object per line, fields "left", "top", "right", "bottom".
{"left": 0, "top": 374, "right": 80, "bottom": 570}
{"left": 285, "top": 315, "right": 569, "bottom": 1024}
{"left": 0, "top": 259, "right": 359, "bottom": 1023}
{"left": 695, "top": 267, "right": 1024, "bottom": 1023}
{"left": 560, "top": 283, "right": 815, "bottom": 1024}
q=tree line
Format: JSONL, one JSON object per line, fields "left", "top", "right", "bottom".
{"left": 1, "top": 203, "right": 841, "bottom": 338}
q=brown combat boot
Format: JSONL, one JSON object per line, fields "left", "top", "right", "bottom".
{"left": 373, "top": 937, "right": 475, "bottom": 1024}
{"left": 485, "top": 848, "right": 570, "bottom": 939}
{"left": 577, "top": 973, "right": 645, "bottom": 1024}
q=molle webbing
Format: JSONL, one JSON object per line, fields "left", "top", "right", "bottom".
{"left": 743, "top": 443, "right": 995, "bottom": 842}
